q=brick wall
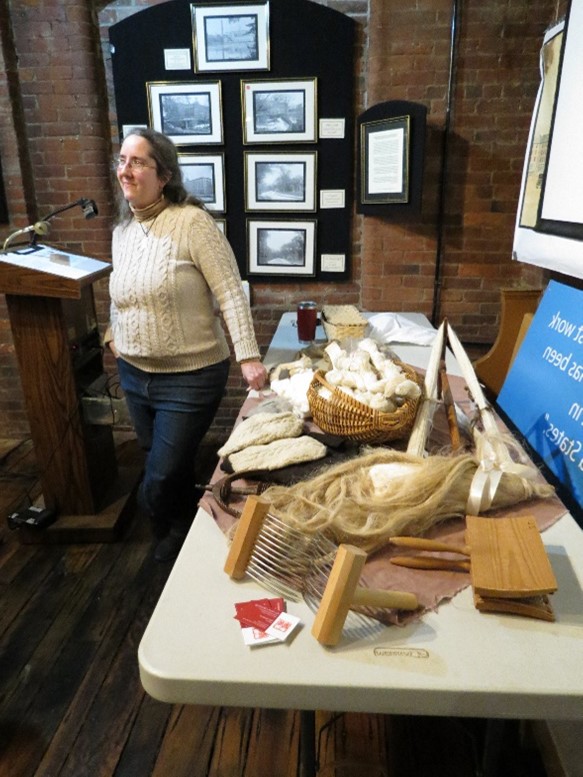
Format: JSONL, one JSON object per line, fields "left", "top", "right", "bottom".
{"left": 363, "top": 0, "right": 567, "bottom": 341}
{"left": 0, "top": 0, "right": 569, "bottom": 437}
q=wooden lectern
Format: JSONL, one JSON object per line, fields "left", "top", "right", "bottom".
{"left": 0, "top": 244, "right": 137, "bottom": 542}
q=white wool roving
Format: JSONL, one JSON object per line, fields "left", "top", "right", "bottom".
{"left": 218, "top": 412, "right": 304, "bottom": 457}
{"left": 270, "top": 370, "right": 315, "bottom": 417}
{"left": 227, "top": 435, "right": 327, "bottom": 473}
{"left": 322, "top": 339, "right": 421, "bottom": 412}
{"left": 263, "top": 448, "right": 555, "bottom": 553}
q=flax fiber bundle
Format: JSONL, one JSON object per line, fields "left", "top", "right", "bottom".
{"left": 262, "top": 448, "right": 555, "bottom": 554}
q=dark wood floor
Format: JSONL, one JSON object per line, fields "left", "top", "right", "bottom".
{"left": 0, "top": 434, "right": 552, "bottom": 777}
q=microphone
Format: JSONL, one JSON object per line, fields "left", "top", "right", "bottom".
{"left": 13, "top": 221, "right": 50, "bottom": 238}
{"left": 2, "top": 197, "right": 99, "bottom": 250}
{"left": 2, "top": 221, "right": 50, "bottom": 250}
{"left": 80, "top": 199, "right": 98, "bottom": 219}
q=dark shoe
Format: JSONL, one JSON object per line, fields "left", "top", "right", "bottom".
{"left": 153, "top": 533, "right": 184, "bottom": 563}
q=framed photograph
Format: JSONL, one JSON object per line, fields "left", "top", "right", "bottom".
{"left": 214, "top": 218, "right": 227, "bottom": 235}
{"left": 241, "top": 78, "right": 317, "bottom": 144}
{"left": 147, "top": 81, "right": 223, "bottom": 145}
{"left": 247, "top": 219, "right": 316, "bottom": 276}
{"left": 245, "top": 152, "right": 317, "bottom": 212}
{"left": 191, "top": 2, "right": 270, "bottom": 72}
{"left": 178, "top": 153, "right": 225, "bottom": 212}
{"left": 360, "top": 115, "right": 410, "bottom": 204}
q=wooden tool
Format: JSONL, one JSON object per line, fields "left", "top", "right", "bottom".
{"left": 438, "top": 319, "right": 462, "bottom": 450}
{"left": 199, "top": 470, "right": 271, "bottom": 517}
{"left": 390, "top": 514, "right": 558, "bottom": 621}
{"left": 225, "top": 496, "right": 419, "bottom": 640}
{"left": 224, "top": 495, "right": 337, "bottom": 600}
{"left": 466, "top": 513, "right": 557, "bottom": 621}
{"left": 390, "top": 536, "right": 471, "bottom": 572}
{"left": 311, "top": 544, "right": 419, "bottom": 646}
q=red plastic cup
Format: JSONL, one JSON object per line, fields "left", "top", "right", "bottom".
{"left": 297, "top": 301, "right": 318, "bottom": 343}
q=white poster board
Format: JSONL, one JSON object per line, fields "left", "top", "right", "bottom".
{"left": 540, "top": 1, "right": 583, "bottom": 226}
{"left": 513, "top": 8, "right": 583, "bottom": 280}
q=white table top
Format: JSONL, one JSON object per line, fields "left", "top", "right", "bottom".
{"left": 139, "top": 312, "right": 583, "bottom": 721}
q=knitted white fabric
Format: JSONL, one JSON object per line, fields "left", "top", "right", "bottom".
{"left": 109, "top": 201, "right": 260, "bottom": 372}
{"left": 227, "top": 435, "right": 327, "bottom": 473}
{"left": 218, "top": 412, "right": 304, "bottom": 457}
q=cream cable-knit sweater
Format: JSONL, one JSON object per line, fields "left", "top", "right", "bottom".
{"left": 109, "top": 199, "right": 260, "bottom": 373}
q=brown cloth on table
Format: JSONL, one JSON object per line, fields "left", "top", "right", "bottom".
{"left": 199, "top": 375, "right": 568, "bottom": 626}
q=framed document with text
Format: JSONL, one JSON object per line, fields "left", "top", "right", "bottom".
{"left": 360, "top": 115, "right": 410, "bottom": 205}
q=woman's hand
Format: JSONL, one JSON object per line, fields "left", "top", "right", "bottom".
{"left": 108, "top": 339, "right": 120, "bottom": 359}
{"left": 241, "top": 360, "right": 268, "bottom": 391}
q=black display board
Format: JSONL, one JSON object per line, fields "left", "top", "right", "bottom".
{"left": 109, "top": 0, "right": 355, "bottom": 281}
{"left": 356, "top": 100, "right": 426, "bottom": 218}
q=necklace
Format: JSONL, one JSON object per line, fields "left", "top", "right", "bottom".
{"left": 138, "top": 215, "right": 157, "bottom": 237}
{"left": 132, "top": 195, "right": 166, "bottom": 235}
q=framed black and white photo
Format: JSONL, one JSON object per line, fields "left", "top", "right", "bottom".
{"left": 214, "top": 218, "right": 227, "bottom": 235}
{"left": 247, "top": 219, "right": 316, "bottom": 276}
{"left": 147, "top": 81, "right": 223, "bottom": 145}
{"left": 360, "top": 115, "right": 410, "bottom": 204}
{"left": 241, "top": 78, "right": 317, "bottom": 144}
{"left": 178, "top": 153, "right": 225, "bottom": 212}
{"left": 245, "top": 152, "right": 316, "bottom": 212}
{"left": 191, "top": 2, "right": 270, "bottom": 73}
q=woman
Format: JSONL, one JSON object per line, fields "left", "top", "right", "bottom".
{"left": 106, "top": 128, "right": 267, "bottom": 562}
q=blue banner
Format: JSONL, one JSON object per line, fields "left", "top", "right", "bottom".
{"left": 498, "top": 280, "right": 583, "bottom": 513}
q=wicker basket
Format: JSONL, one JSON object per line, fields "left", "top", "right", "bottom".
{"left": 307, "top": 365, "right": 423, "bottom": 444}
{"left": 321, "top": 307, "right": 368, "bottom": 341}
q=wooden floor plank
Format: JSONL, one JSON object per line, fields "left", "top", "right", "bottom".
{"left": 243, "top": 708, "right": 300, "bottom": 777}
{"left": 0, "top": 543, "right": 45, "bottom": 631}
{"left": 0, "top": 540, "right": 143, "bottom": 776}
{"left": 0, "top": 542, "right": 116, "bottom": 715}
{"left": 208, "top": 706, "right": 254, "bottom": 777}
{"left": 32, "top": 529, "right": 168, "bottom": 776}
{"left": 151, "top": 705, "right": 222, "bottom": 776}
{"left": 0, "top": 547, "right": 65, "bottom": 674}
{"left": 113, "top": 694, "right": 173, "bottom": 777}
{"left": 316, "top": 711, "right": 390, "bottom": 776}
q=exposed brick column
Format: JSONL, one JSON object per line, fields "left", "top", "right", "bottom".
{"left": 0, "top": 0, "right": 40, "bottom": 434}
{"left": 8, "top": 0, "right": 115, "bottom": 264}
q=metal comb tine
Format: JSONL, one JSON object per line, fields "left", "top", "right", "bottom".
{"left": 246, "top": 558, "right": 298, "bottom": 587}
{"left": 251, "top": 542, "right": 312, "bottom": 578}
{"left": 255, "top": 528, "right": 317, "bottom": 561}
{"left": 256, "top": 529, "right": 311, "bottom": 559}
{"left": 257, "top": 524, "right": 310, "bottom": 551}
{"left": 263, "top": 511, "right": 306, "bottom": 533}
{"left": 261, "top": 514, "right": 307, "bottom": 542}
{"left": 258, "top": 525, "right": 313, "bottom": 555}
{"left": 248, "top": 541, "right": 309, "bottom": 576}
{"left": 246, "top": 575, "right": 297, "bottom": 600}
{"left": 246, "top": 564, "right": 303, "bottom": 600}
{"left": 251, "top": 535, "right": 289, "bottom": 557}
{"left": 248, "top": 549, "right": 307, "bottom": 583}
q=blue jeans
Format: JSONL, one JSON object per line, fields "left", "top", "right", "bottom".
{"left": 117, "top": 357, "right": 230, "bottom": 538}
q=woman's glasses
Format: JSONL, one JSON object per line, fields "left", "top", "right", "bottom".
{"left": 114, "top": 156, "right": 156, "bottom": 172}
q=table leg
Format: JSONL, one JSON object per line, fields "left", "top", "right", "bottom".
{"left": 299, "top": 709, "right": 316, "bottom": 777}
{"left": 480, "top": 719, "right": 505, "bottom": 777}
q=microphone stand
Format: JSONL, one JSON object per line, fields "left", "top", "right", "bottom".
{"left": 2, "top": 197, "right": 98, "bottom": 252}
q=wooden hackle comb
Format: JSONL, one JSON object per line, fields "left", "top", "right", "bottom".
{"left": 225, "top": 496, "right": 419, "bottom": 642}
{"left": 310, "top": 544, "right": 419, "bottom": 646}
{"left": 224, "top": 494, "right": 338, "bottom": 600}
